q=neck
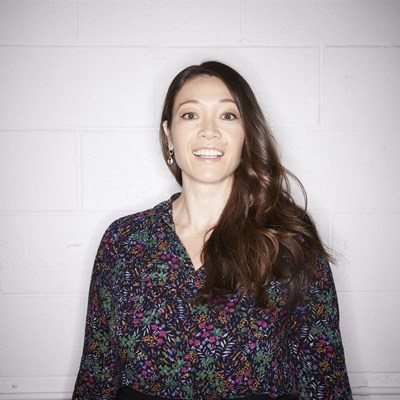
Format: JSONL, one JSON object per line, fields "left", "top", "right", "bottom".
{"left": 173, "top": 180, "right": 232, "bottom": 233}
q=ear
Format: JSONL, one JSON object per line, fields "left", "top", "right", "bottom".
{"left": 162, "top": 120, "right": 173, "bottom": 149}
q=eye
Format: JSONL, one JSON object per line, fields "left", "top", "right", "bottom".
{"left": 182, "top": 112, "right": 197, "bottom": 120}
{"left": 221, "top": 112, "right": 238, "bottom": 121}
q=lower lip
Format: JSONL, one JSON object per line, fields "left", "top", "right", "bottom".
{"left": 194, "top": 154, "right": 223, "bottom": 162}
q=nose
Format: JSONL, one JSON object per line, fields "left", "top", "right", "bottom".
{"left": 197, "top": 117, "right": 220, "bottom": 139}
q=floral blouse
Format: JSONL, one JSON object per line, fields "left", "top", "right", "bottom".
{"left": 72, "top": 194, "right": 352, "bottom": 400}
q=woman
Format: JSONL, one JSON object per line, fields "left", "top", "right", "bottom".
{"left": 73, "top": 61, "right": 352, "bottom": 399}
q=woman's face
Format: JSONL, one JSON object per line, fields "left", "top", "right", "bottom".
{"left": 163, "top": 75, "right": 245, "bottom": 189}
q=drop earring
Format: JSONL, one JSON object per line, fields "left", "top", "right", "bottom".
{"left": 167, "top": 147, "right": 174, "bottom": 165}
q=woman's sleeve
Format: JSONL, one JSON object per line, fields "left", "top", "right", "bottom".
{"left": 288, "top": 256, "right": 353, "bottom": 399}
{"left": 72, "top": 225, "right": 119, "bottom": 400}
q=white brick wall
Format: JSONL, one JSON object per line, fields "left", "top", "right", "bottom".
{"left": 0, "top": 1, "right": 399, "bottom": 398}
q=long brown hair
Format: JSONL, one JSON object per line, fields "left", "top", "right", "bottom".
{"left": 160, "top": 61, "right": 330, "bottom": 308}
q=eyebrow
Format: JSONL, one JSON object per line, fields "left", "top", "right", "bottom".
{"left": 176, "top": 98, "right": 237, "bottom": 110}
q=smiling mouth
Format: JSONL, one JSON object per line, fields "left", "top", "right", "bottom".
{"left": 192, "top": 149, "right": 224, "bottom": 158}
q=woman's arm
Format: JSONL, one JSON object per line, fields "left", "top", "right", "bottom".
{"left": 288, "top": 255, "right": 352, "bottom": 399}
{"left": 72, "top": 225, "right": 119, "bottom": 400}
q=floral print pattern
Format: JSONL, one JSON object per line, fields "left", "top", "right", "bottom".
{"left": 73, "top": 194, "right": 352, "bottom": 399}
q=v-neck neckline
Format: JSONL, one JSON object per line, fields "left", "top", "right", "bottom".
{"left": 161, "top": 193, "right": 205, "bottom": 274}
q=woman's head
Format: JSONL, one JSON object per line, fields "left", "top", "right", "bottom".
{"left": 160, "top": 61, "right": 279, "bottom": 193}
{"left": 162, "top": 74, "right": 245, "bottom": 189}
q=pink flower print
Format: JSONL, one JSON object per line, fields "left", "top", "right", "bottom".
{"left": 257, "top": 320, "right": 267, "bottom": 328}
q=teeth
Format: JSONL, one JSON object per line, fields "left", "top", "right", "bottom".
{"left": 193, "top": 149, "right": 223, "bottom": 158}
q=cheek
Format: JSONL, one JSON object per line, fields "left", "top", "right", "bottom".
{"left": 171, "top": 134, "right": 186, "bottom": 153}
{"left": 235, "top": 133, "right": 245, "bottom": 153}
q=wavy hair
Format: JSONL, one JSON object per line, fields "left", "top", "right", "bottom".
{"left": 159, "top": 61, "right": 330, "bottom": 308}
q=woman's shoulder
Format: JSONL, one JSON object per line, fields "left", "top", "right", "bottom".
{"left": 102, "top": 194, "right": 177, "bottom": 243}
{"left": 107, "top": 206, "right": 157, "bottom": 235}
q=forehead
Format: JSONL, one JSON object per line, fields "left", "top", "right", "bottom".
{"left": 174, "top": 75, "right": 233, "bottom": 105}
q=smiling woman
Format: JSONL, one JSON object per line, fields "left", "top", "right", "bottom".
{"left": 72, "top": 61, "right": 352, "bottom": 399}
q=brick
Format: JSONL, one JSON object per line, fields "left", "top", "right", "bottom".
{"left": 0, "top": 213, "right": 119, "bottom": 294}
{"left": 241, "top": 0, "right": 400, "bottom": 45}
{"left": 0, "top": 376, "right": 76, "bottom": 394}
{"left": 0, "top": 48, "right": 155, "bottom": 128}
{"left": 155, "top": 47, "right": 320, "bottom": 128}
{"left": 0, "top": 296, "right": 83, "bottom": 376}
{"left": 0, "top": 0, "right": 77, "bottom": 44}
{"left": 327, "top": 129, "right": 400, "bottom": 210}
{"left": 324, "top": 47, "right": 400, "bottom": 127}
{"left": 78, "top": 0, "right": 240, "bottom": 45}
{"left": 0, "top": 131, "right": 78, "bottom": 211}
{"left": 350, "top": 372, "right": 400, "bottom": 397}
{"left": 82, "top": 130, "right": 180, "bottom": 210}
{"left": 339, "top": 292, "right": 400, "bottom": 372}
{"left": 276, "top": 128, "right": 400, "bottom": 211}
{"left": 331, "top": 213, "right": 400, "bottom": 291}
{"left": 353, "top": 396, "right": 400, "bottom": 400}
